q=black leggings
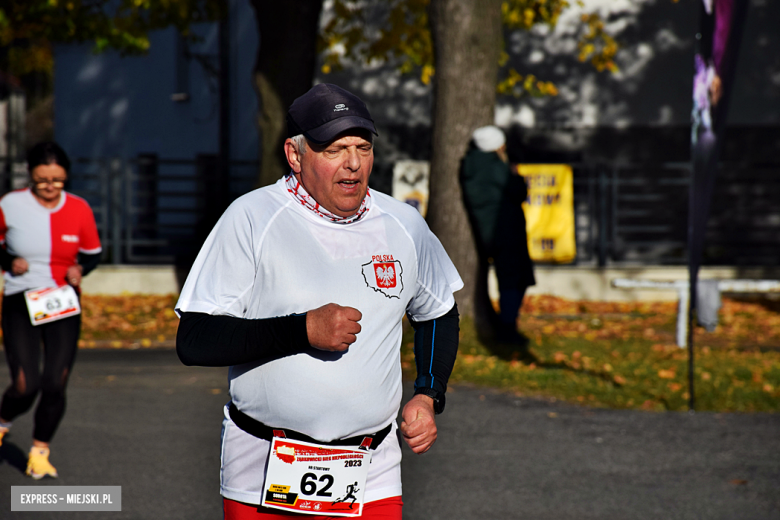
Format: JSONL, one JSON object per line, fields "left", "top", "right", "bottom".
{"left": 1, "top": 292, "right": 80, "bottom": 443}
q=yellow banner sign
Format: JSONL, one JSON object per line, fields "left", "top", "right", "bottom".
{"left": 516, "top": 164, "right": 576, "bottom": 264}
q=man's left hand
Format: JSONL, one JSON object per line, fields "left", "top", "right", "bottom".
{"left": 400, "top": 394, "right": 437, "bottom": 454}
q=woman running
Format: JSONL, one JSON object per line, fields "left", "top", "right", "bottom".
{"left": 0, "top": 142, "right": 101, "bottom": 478}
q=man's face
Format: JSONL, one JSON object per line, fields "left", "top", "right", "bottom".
{"left": 285, "top": 130, "right": 374, "bottom": 218}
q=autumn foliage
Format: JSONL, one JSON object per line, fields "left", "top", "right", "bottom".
{"left": 80, "top": 294, "right": 179, "bottom": 349}
{"left": 0, "top": 1, "right": 223, "bottom": 77}
{"left": 320, "top": 0, "right": 617, "bottom": 95}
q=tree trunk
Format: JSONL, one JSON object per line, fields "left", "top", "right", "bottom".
{"left": 250, "top": 0, "right": 323, "bottom": 187}
{"left": 428, "top": 0, "right": 503, "bottom": 328}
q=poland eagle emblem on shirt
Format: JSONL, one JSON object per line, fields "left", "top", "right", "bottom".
{"left": 362, "top": 255, "right": 403, "bottom": 298}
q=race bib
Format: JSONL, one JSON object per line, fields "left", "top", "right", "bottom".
{"left": 24, "top": 285, "right": 81, "bottom": 326}
{"left": 262, "top": 438, "right": 371, "bottom": 517}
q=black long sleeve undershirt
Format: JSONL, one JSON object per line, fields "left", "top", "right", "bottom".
{"left": 176, "top": 312, "right": 310, "bottom": 367}
{"left": 0, "top": 244, "right": 14, "bottom": 272}
{"left": 176, "top": 303, "right": 460, "bottom": 401}
{"left": 408, "top": 303, "right": 460, "bottom": 397}
{"left": 78, "top": 252, "right": 101, "bottom": 276}
{"left": 0, "top": 248, "right": 101, "bottom": 276}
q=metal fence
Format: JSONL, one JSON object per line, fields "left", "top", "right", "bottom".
{"left": 66, "top": 156, "right": 257, "bottom": 265}
{"left": 570, "top": 161, "right": 780, "bottom": 266}
{"left": 4, "top": 158, "right": 779, "bottom": 267}
{"left": 570, "top": 162, "right": 691, "bottom": 266}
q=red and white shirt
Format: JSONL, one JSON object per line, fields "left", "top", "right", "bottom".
{"left": 0, "top": 189, "right": 102, "bottom": 296}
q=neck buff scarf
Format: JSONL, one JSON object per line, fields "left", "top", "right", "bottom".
{"left": 285, "top": 172, "right": 371, "bottom": 225}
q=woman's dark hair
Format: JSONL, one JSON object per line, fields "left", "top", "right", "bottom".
{"left": 27, "top": 141, "right": 71, "bottom": 175}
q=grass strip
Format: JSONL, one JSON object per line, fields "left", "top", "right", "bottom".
{"left": 401, "top": 295, "right": 780, "bottom": 413}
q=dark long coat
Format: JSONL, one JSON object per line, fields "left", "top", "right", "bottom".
{"left": 460, "top": 148, "right": 535, "bottom": 290}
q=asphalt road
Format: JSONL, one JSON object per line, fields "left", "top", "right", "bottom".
{"left": 1, "top": 348, "right": 778, "bottom": 519}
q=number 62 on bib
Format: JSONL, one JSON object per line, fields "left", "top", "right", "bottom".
{"left": 262, "top": 438, "right": 371, "bottom": 517}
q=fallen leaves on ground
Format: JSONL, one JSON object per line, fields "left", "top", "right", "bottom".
{"left": 0, "top": 294, "right": 181, "bottom": 349}
{"left": 75, "top": 294, "right": 180, "bottom": 348}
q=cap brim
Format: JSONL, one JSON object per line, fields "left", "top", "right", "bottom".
{"left": 304, "top": 116, "right": 378, "bottom": 145}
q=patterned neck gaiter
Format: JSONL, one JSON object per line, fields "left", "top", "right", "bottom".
{"left": 285, "top": 172, "right": 371, "bottom": 225}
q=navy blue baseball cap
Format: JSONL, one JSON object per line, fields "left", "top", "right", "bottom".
{"left": 286, "top": 83, "right": 378, "bottom": 145}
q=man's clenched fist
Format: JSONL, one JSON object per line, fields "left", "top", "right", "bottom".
{"left": 400, "top": 394, "right": 437, "bottom": 454}
{"left": 306, "top": 303, "right": 362, "bottom": 352}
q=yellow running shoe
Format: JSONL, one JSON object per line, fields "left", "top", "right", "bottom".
{"left": 26, "top": 447, "right": 58, "bottom": 479}
{"left": 0, "top": 427, "right": 7, "bottom": 447}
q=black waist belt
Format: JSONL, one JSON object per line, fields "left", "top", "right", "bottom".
{"left": 228, "top": 402, "right": 392, "bottom": 451}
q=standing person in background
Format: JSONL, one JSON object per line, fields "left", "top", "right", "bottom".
{"left": 461, "top": 125, "right": 535, "bottom": 348}
{"left": 0, "top": 142, "right": 102, "bottom": 479}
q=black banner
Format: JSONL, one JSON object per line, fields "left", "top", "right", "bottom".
{"left": 687, "top": 0, "right": 749, "bottom": 410}
{"left": 265, "top": 490, "right": 299, "bottom": 505}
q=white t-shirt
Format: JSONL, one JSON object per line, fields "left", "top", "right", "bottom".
{"left": 176, "top": 177, "right": 462, "bottom": 505}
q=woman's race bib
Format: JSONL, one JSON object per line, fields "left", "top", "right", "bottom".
{"left": 24, "top": 285, "right": 81, "bottom": 326}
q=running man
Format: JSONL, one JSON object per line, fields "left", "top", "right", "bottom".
{"left": 332, "top": 482, "right": 360, "bottom": 510}
{"left": 176, "top": 83, "right": 462, "bottom": 519}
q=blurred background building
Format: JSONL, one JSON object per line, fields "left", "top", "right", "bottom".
{"left": 13, "top": 0, "right": 778, "bottom": 268}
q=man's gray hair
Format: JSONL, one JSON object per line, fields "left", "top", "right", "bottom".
{"left": 291, "top": 134, "right": 308, "bottom": 156}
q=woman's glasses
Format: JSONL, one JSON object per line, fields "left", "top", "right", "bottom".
{"left": 33, "top": 179, "right": 66, "bottom": 188}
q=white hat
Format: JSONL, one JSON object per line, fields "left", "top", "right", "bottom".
{"left": 472, "top": 125, "right": 505, "bottom": 152}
